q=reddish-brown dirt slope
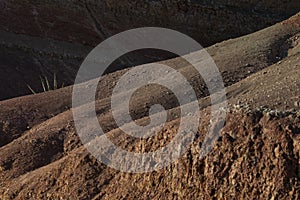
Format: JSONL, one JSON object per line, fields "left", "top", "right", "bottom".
{"left": 0, "top": 11, "right": 300, "bottom": 200}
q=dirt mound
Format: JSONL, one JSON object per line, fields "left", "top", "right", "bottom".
{"left": 284, "top": 12, "right": 300, "bottom": 27}
{"left": 1, "top": 15, "right": 299, "bottom": 146}
{"left": 0, "top": 109, "right": 299, "bottom": 199}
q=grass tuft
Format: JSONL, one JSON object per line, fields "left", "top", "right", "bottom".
{"left": 27, "top": 73, "right": 64, "bottom": 94}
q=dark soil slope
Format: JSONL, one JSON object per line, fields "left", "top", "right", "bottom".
{"left": 1, "top": 0, "right": 300, "bottom": 46}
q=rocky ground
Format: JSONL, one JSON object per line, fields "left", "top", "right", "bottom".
{"left": 1, "top": 108, "right": 300, "bottom": 199}
{"left": 0, "top": 2, "right": 300, "bottom": 200}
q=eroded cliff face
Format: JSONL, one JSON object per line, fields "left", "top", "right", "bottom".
{"left": 0, "top": 107, "right": 299, "bottom": 199}
{"left": 1, "top": 0, "right": 300, "bottom": 46}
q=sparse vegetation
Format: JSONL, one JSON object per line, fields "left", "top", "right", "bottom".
{"left": 27, "top": 73, "right": 64, "bottom": 94}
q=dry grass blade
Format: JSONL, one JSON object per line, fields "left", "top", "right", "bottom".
{"left": 39, "top": 76, "right": 46, "bottom": 92}
{"left": 54, "top": 73, "right": 57, "bottom": 90}
{"left": 44, "top": 76, "right": 50, "bottom": 91}
{"left": 26, "top": 84, "right": 36, "bottom": 94}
